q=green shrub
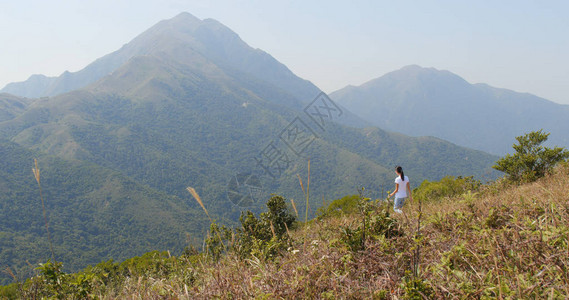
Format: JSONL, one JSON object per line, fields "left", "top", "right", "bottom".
{"left": 263, "top": 195, "right": 297, "bottom": 238}
{"left": 340, "top": 205, "right": 401, "bottom": 252}
{"left": 36, "top": 260, "right": 66, "bottom": 298}
{"left": 0, "top": 283, "right": 19, "bottom": 299}
{"left": 205, "top": 222, "right": 232, "bottom": 261}
{"left": 317, "top": 194, "right": 360, "bottom": 218}
{"left": 340, "top": 225, "right": 366, "bottom": 252}
{"left": 68, "top": 272, "right": 95, "bottom": 299}
{"left": 493, "top": 130, "right": 569, "bottom": 182}
{"left": 401, "top": 276, "right": 434, "bottom": 299}
{"left": 118, "top": 251, "right": 175, "bottom": 277}
{"left": 233, "top": 195, "right": 296, "bottom": 260}
{"left": 413, "top": 176, "right": 481, "bottom": 202}
{"left": 373, "top": 289, "right": 389, "bottom": 300}
{"left": 85, "top": 259, "right": 120, "bottom": 288}
{"left": 368, "top": 209, "right": 402, "bottom": 239}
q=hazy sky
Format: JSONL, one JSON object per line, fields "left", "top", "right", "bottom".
{"left": 1, "top": 0, "right": 568, "bottom": 104}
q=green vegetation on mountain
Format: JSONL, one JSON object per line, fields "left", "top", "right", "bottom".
{"left": 0, "top": 94, "right": 33, "bottom": 122}
{"left": 0, "top": 139, "right": 210, "bottom": 285}
{"left": 0, "top": 13, "right": 498, "bottom": 284}
{"left": 2, "top": 162, "right": 568, "bottom": 299}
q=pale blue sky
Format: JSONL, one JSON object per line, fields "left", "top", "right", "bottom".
{"left": 1, "top": 0, "right": 568, "bottom": 104}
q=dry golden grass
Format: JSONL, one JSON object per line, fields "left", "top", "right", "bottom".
{"left": 289, "top": 198, "right": 299, "bottom": 218}
{"left": 393, "top": 163, "right": 569, "bottom": 298}
{"left": 32, "top": 158, "right": 56, "bottom": 262}
{"left": 171, "top": 164, "right": 569, "bottom": 298}
{"left": 186, "top": 187, "right": 212, "bottom": 223}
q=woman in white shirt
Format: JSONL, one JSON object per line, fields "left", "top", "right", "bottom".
{"left": 387, "top": 166, "right": 412, "bottom": 213}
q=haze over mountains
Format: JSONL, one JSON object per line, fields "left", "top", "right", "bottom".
{"left": 331, "top": 65, "right": 569, "bottom": 155}
{"left": 1, "top": 13, "right": 318, "bottom": 105}
{"left": 0, "top": 12, "right": 497, "bottom": 283}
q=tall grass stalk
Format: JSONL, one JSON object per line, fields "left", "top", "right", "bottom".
{"left": 186, "top": 187, "right": 226, "bottom": 251}
{"left": 413, "top": 195, "right": 422, "bottom": 278}
{"left": 357, "top": 187, "right": 366, "bottom": 251}
{"left": 284, "top": 222, "right": 291, "bottom": 238}
{"left": 297, "top": 159, "right": 311, "bottom": 251}
{"left": 269, "top": 221, "right": 276, "bottom": 239}
{"left": 296, "top": 174, "right": 305, "bottom": 196}
{"left": 305, "top": 159, "right": 310, "bottom": 224}
{"left": 32, "top": 159, "right": 55, "bottom": 262}
{"left": 187, "top": 187, "right": 212, "bottom": 223}
{"left": 290, "top": 198, "right": 299, "bottom": 218}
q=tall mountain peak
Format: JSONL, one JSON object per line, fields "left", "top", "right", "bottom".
{"left": 1, "top": 12, "right": 318, "bottom": 102}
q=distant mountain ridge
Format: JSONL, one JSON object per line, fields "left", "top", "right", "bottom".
{"left": 331, "top": 65, "right": 569, "bottom": 155}
{"left": 0, "top": 93, "right": 33, "bottom": 122}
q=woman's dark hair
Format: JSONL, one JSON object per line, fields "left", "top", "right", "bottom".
{"left": 395, "top": 166, "right": 404, "bottom": 181}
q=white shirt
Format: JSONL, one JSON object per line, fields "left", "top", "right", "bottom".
{"left": 394, "top": 175, "right": 410, "bottom": 198}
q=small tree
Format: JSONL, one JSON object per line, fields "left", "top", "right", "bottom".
{"left": 234, "top": 195, "right": 296, "bottom": 260}
{"left": 493, "top": 130, "right": 569, "bottom": 182}
{"left": 263, "top": 195, "right": 296, "bottom": 238}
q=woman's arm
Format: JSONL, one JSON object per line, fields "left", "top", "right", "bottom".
{"left": 388, "top": 183, "right": 399, "bottom": 198}
{"left": 406, "top": 182, "right": 413, "bottom": 200}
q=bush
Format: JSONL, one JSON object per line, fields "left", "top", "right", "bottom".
{"left": 340, "top": 205, "right": 401, "bottom": 252}
{"left": 317, "top": 194, "right": 360, "bottom": 218}
{"left": 263, "top": 195, "right": 296, "bottom": 238}
{"left": 233, "top": 195, "right": 296, "bottom": 260}
{"left": 493, "top": 130, "right": 569, "bottom": 182}
{"left": 401, "top": 276, "right": 434, "bottom": 299}
{"left": 35, "top": 260, "right": 66, "bottom": 298}
{"left": 413, "top": 176, "right": 481, "bottom": 202}
{"left": 0, "top": 283, "right": 19, "bottom": 299}
{"left": 205, "top": 223, "right": 232, "bottom": 261}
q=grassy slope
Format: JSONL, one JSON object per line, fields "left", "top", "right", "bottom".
{"left": 4, "top": 164, "right": 567, "bottom": 298}
{"left": 177, "top": 164, "right": 569, "bottom": 299}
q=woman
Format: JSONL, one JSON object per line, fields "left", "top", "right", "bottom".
{"left": 387, "top": 166, "right": 412, "bottom": 213}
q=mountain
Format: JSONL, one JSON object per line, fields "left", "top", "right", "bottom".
{"left": 0, "top": 75, "right": 57, "bottom": 98}
{"left": 330, "top": 65, "right": 569, "bottom": 155}
{"left": 1, "top": 13, "right": 318, "bottom": 105}
{"left": 0, "top": 93, "right": 34, "bottom": 122}
{"left": 0, "top": 14, "right": 497, "bottom": 283}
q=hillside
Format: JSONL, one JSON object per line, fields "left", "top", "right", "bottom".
{"left": 0, "top": 94, "right": 33, "bottom": 122}
{"left": 0, "top": 139, "right": 210, "bottom": 285}
{"left": 2, "top": 164, "right": 567, "bottom": 298}
{"left": 331, "top": 65, "right": 569, "bottom": 155}
{"left": 0, "top": 13, "right": 497, "bottom": 284}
